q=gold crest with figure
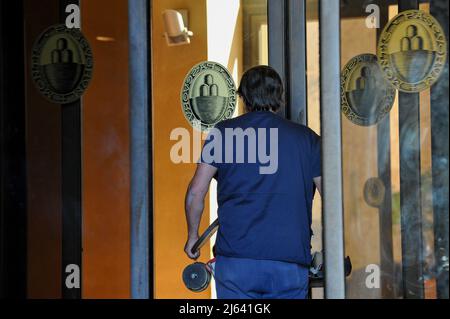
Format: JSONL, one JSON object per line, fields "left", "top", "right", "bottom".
{"left": 377, "top": 10, "right": 447, "bottom": 93}
{"left": 31, "top": 24, "right": 93, "bottom": 104}
{"left": 341, "top": 54, "right": 396, "bottom": 126}
{"left": 181, "top": 61, "right": 237, "bottom": 132}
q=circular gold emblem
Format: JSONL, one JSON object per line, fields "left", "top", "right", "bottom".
{"left": 341, "top": 54, "right": 396, "bottom": 126}
{"left": 377, "top": 10, "right": 447, "bottom": 93}
{"left": 31, "top": 24, "right": 94, "bottom": 104}
{"left": 363, "top": 177, "right": 386, "bottom": 208}
{"left": 181, "top": 61, "right": 237, "bottom": 131}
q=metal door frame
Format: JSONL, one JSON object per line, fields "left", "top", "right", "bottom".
{"left": 268, "top": 0, "right": 346, "bottom": 299}
{"left": 129, "top": 0, "right": 153, "bottom": 299}
{"left": 128, "top": 0, "right": 448, "bottom": 300}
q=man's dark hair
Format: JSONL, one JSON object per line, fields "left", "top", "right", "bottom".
{"left": 237, "top": 65, "right": 284, "bottom": 112}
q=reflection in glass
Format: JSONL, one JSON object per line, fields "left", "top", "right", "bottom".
{"left": 339, "top": 0, "right": 448, "bottom": 299}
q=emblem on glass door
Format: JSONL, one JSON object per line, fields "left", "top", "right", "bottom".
{"left": 181, "top": 61, "right": 236, "bottom": 131}
{"left": 363, "top": 177, "right": 386, "bottom": 208}
{"left": 31, "top": 24, "right": 94, "bottom": 104}
{"left": 377, "top": 10, "right": 447, "bottom": 93}
{"left": 341, "top": 54, "right": 396, "bottom": 126}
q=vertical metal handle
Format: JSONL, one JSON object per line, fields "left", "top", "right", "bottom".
{"left": 319, "top": 0, "right": 346, "bottom": 299}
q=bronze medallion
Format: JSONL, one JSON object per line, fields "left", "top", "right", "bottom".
{"left": 341, "top": 54, "right": 396, "bottom": 126}
{"left": 31, "top": 24, "right": 93, "bottom": 104}
{"left": 377, "top": 10, "right": 447, "bottom": 93}
{"left": 181, "top": 61, "right": 237, "bottom": 131}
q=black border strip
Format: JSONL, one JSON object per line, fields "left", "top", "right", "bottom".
{"left": 0, "top": 0, "right": 28, "bottom": 299}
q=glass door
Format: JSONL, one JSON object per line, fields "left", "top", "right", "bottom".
{"left": 150, "top": 0, "right": 269, "bottom": 299}
{"left": 315, "top": 0, "right": 449, "bottom": 299}
{"left": 341, "top": 0, "right": 448, "bottom": 299}
{"left": 280, "top": 0, "right": 449, "bottom": 299}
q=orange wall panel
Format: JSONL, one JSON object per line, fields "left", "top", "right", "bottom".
{"left": 81, "top": 0, "right": 131, "bottom": 299}
{"left": 152, "top": 0, "right": 211, "bottom": 299}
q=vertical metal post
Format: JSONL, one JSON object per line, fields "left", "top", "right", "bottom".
{"left": 61, "top": 102, "right": 82, "bottom": 300}
{"left": 430, "top": 0, "right": 449, "bottom": 300}
{"left": 268, "top": 0, "right": 307, "bottom": 124}
{"left": 287, "top": 0, "right": 307, "bottom": 125}
{"left": 129, "top": 0, "right": 151, "bottom": 299}
{"left": 398, "top": 0, "right": 425, "bottom": 299}
{"left": 60, "top": 0, "right": 82, "bottom": 300}
{"left": 376, "top": 4, "right": 395, "bottom": 299}
{"left": 319, "top": 0, "right": 345, "bottom": 299}
{"left": 268, "top": 0, "right": 287, "bottom": 118}
{"left": 377, "top": 116, "right": 395, "bottom": 298}
{"left": 398, "top": 92, "right": 424, "bottom": 299}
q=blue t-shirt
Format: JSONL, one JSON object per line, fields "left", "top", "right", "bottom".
{"left": 200, "top": 111, "right": 321, "bottom": 266}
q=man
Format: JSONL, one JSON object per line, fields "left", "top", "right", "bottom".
{"left": 184, "top": 66, "right": 322, "bottom": 299}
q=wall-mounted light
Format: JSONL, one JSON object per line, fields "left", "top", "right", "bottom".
{"left": 162, "top": 9, "right": 193, "bottom": 46}
{"left": 96, "top": 36, "right": 116, "bottom": 42}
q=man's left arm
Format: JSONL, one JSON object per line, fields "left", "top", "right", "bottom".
{"left": 184, "top": 163, "right": 218, "bottom": 259}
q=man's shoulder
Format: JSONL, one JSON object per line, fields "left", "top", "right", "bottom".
{"left": 213, "top": 113, "right": 320, "bottom": 139}
{"left": 278, "top": 117, "right": 319, "bottom": 139}
{"left": 213, "top": 113, "right": 251, "bottom": 130}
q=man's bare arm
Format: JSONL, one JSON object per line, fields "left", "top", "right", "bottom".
{"left": 313, "top": 176, "right": 322, "bottom": 196}
{"left": 184, "top": 163, "right": 217, "bottom": 259}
